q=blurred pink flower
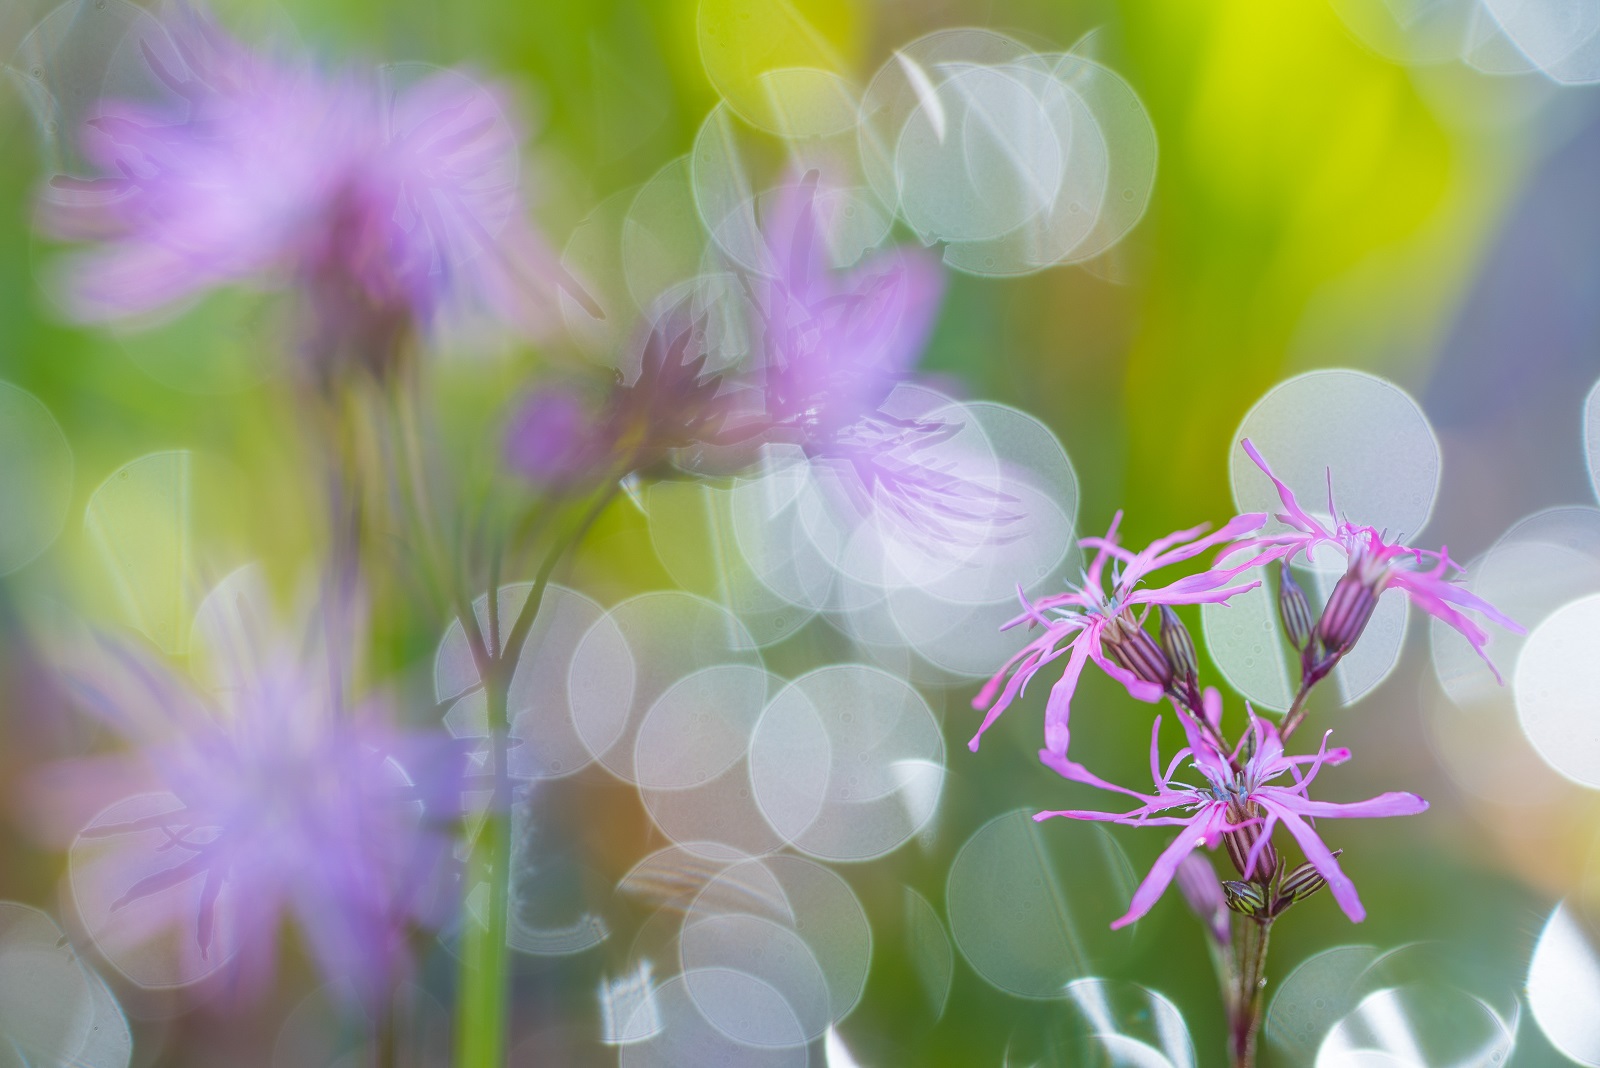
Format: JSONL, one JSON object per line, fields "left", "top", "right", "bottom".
{"left": 54, "top": 622, "right": 460, "bottom": 1005}
{"left": 969, "top": 510, "right": 1268, "bottom": 757}
{"left": 1232, "top": 439, "right": 1522, "bottom": 678}
{"left": 747, "top": 173, "right": 946, "bottom": 441}
{"left": 1035, "top": 703, "right": 1428, "bottom": 929}
{"left": 729, "top": 173, "right": 1018, "bottom": 552}
{"left": 38, "top": 4, "right": 581, "bottom": 379}
{"left": 1174, "top": 850, "right": 1230, "bottom": 946}
{"left": 504, "top": 304, "right": 731, "bottom": 492}
{"left": 504, "top": 383, "right": 604, "bottom": 490}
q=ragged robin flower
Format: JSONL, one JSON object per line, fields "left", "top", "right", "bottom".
{"left": 48, "top": 593, "right": 460, "bottom": 1006}
{"left": 1230, "top": 439, "right": 1522, "bottom": 681}
{"left": 970, "top": 511, "right": 1269, "bottom": 758}
{"left": 1034, "top": 700, "right": 1427, "bottom": 930}
{"left": 723, "top": 172, "right": 1019, "bottom": 556}
{"left": 37, "top": 3, "right": 585, "bottom": 384}
{"left": 504, "top": 301, "right": 732, "bottom": 493}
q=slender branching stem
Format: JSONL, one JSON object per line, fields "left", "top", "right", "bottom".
{"left": 1228, "top": 916, "right": 1273, "bottom": 1068}
{"left": 374, "top": 986, "right": 398, "bottom": 1068}
{"left": 1273, "top": 668, "right": 1324, "bottom": 741}
{"left": 453, "top": 482, "right": 618, "bottom": 1068}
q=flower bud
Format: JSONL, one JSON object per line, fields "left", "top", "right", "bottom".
{"left": 1222, "top": 880, "right": 1268, "bottom": 917}
{"left": 1276, "top": 561, "right": 1315, "bottom": 650}
{"left": 1102, "top": 616, "right": 1173, "bottom": 690}
{"left": 1159, "top": 606, "right": 1200, "bottom": 701}
{"left": 1316, "top": 567, "right": 1381, "bottom": 655}
{"left": 1175, "top": 852, "right": 1230, "bottom": 945}
{"left": 504, "top": 384, "right": 609, "bottom": 492}
{"left": 1279, "top": 855, "right": 1337, "bottom": 907}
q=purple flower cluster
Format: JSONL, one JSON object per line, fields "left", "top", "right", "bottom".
{"left": 1225, "top": 439, "right": 1522, "bottom": 678}
{"left": 973, "top": 440, "right": 1520, "bottom": 932}
{"left": 505, "top": 305, "right": 735, "bottom": 493}
{"left": 39, "top": 4, "right": 578, "bottom": 381}
{"left": 503, "top": 172, "right": 1017, "bottom": 556}
{"left": 970, "top": 510, "right": 1269, "bottom": 757}
{"left": 1038, "top": 702, "right": 1426, "bottom": 928}
{"left": 54, "top": 605, "right": 460, "bottom": 1005}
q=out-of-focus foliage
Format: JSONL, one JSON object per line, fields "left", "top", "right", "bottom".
{"left": 2, "top": 0, "right": 1599, "bottom": 1064}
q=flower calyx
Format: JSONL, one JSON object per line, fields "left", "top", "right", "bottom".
{"left": 1101, "top": 613, "right": 1174, "bottom": 692}
{"left": 1158, "top": 605, "right": 1204, "bottom": 712}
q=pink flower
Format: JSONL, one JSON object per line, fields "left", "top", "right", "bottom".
{"left": 51, "top": 618, "right": 461, "bottom": 1005}
{"left": 504, "top": 302, "right": 732, "bottom": 492}
{"left": 1035, "top": 702, "right": 1428, "bottom": 929}
{"left": 38, "top": 4, "right": 582, "bottom": 379}
{"left": 969, "top": 511, "right": 1269, "bottom": 757}
{"left": 1232, "top": 439, "right": 1523, "bottom": 679}
{"left": 724, "top": 173, "right": 1021, "bottom": 554}
{"left": 746, "top": 173, "right": 946, "bottom": 442}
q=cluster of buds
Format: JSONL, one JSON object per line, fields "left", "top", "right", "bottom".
{"left": 1098, "top": 606, "right": 1205, "bottom": 718}
{"left": 1221, "top": 801, "right": 1278, "bottom": 882}
{"left": 1276, "top": 558, "right": 1382, "bottom": 691}
{"left": 1220, "top": 853, "right": 1337, "bottom": 921}
{"left": 1213, "top": 776, "right": 1336, "bottom": 923}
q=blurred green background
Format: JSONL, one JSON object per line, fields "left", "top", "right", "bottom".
{"left": 3, "top": 0, "right": 1599, "bottom": 1064}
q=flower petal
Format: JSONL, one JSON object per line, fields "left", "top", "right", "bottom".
{"left": 1258, "top": 799, "right": 1366, "bottom": 923}
{"left": 1109, "top": 806, "right": 1226, "bottom": 930}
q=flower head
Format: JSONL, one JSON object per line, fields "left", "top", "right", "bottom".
{"left": 38, "top": 4, "right": 580, "bottom": 381}
{"left": 970, "top": 510, "right": 1269, "bottom": 757}
{"left": 747, "top": 172, "right": 945, "bottom": 442}
{"left": 1232, "top": 439, "right": 1523, "bottom": 679}
{"left": 1035, "top": 701, "right": 1427, "bottom": 929}
{"left": 504, "top": 302, "right": 731, "bottom": 492}
{"left": 724, "top": 173, "right": 1022, "bottom": 554}
{"left": 54, "top": 601, "right": 460, "bottom": 1004}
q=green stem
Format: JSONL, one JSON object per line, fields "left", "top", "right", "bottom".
{"left": 452, "top": 485, "right": 616, "bottom": 1068}
{"left": 387, "top": 378, "right": 452, "bottom": 612}
{"left": 373, "top": 985, "right": 398, "bottom": 1068}
{"left": 454, "top": 568, "right": 513, "bottom": 1068}
{"left": 501, "top": 486, "right": 618, "bottom": 668}
{"left": 454, "top": 767, "right": 508, "bottom": 1068}
{"left": 1228, "top": 917, "right": 1272, "bottom": 1068}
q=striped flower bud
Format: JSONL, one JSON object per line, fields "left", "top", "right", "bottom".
{"left": 1159, "top": 605, "right": 1200, "bottom": 700}
{"left": 1237, "top": 724, "right": 1258, "bottom": 765}
{"left": 1222, "top": 880, "right": 1268, "bottom": 917}
{"left": 1277, "top": 561, "right": 1315, "bottom": 651}
{"left": 1316, "top": 565, "right": 1381, "bottom": 655}
{"left": 1278, "top": 854, "right": 1338, "bottom": 908}
{"left": 1102, "top": 616, "right": 1173, "bottom": 690}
